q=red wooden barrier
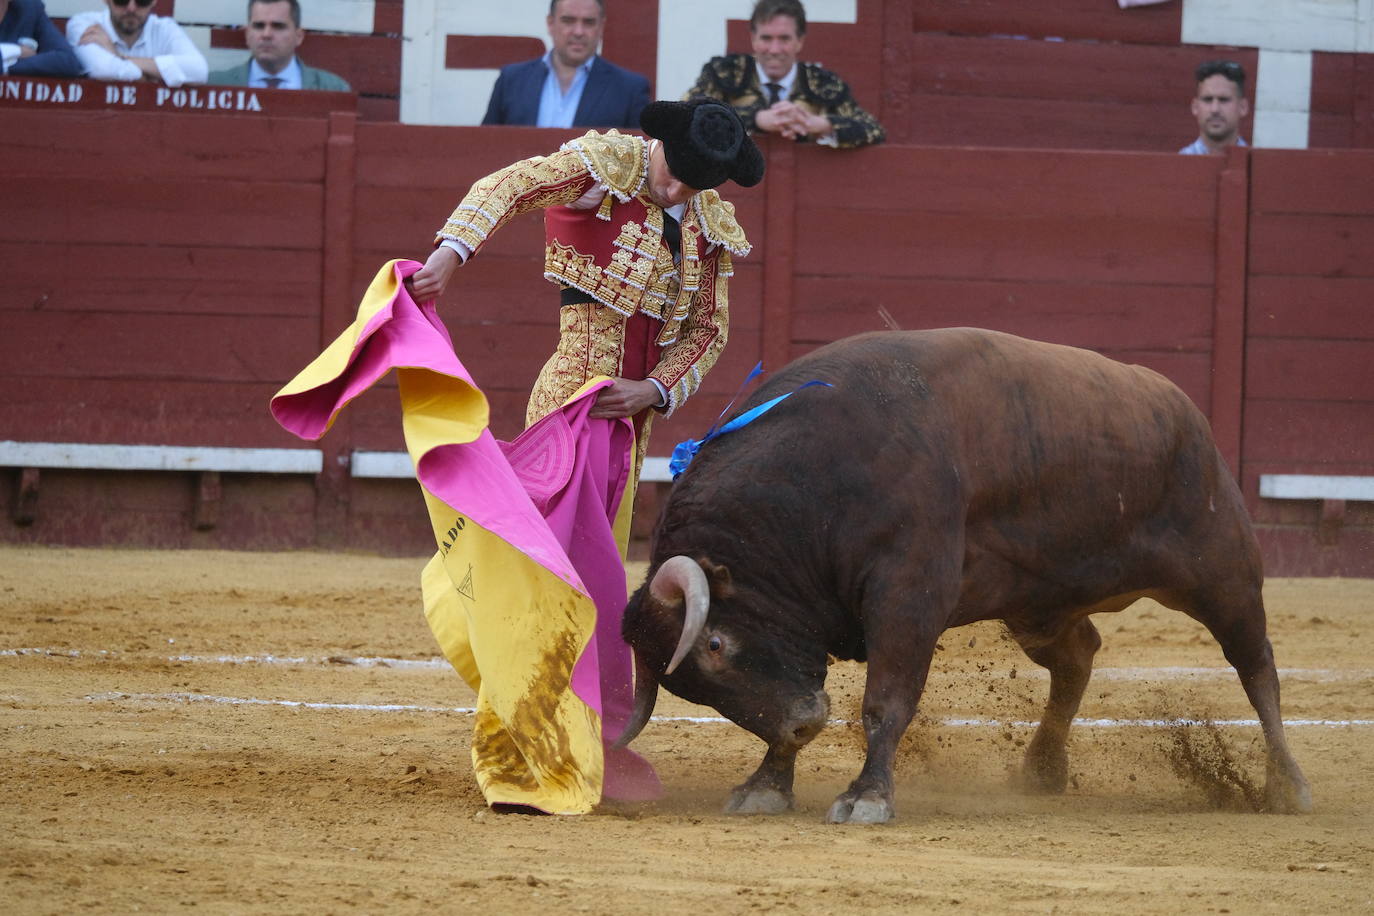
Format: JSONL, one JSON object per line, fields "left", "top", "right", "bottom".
{"left": 1, "top": 109, "right": 1370, "bottom": 573}
{"left": 1241, "top": 149, "right": 1374, "bottom": 574}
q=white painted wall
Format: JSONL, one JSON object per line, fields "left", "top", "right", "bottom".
{"left": 1182, "top": 0, "right": 1373, "bottom": 53}
{"left": 1253, "top": 48, "right": 1312, "bottom": 149}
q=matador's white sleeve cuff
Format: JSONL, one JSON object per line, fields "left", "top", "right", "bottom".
{"left": 649, "top": 378, "right": 668, "bottom": 408}
{"left": 440, "top": 239, "right": 472, "bottom": 263}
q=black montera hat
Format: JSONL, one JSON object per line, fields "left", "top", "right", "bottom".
{"left": 640, "top": 98, "right": 766, "bottom": 191}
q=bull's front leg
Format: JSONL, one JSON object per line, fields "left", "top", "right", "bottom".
{"left": 827, "top": 617, "right": 941, "bottom": 825}
{"left": 724, "top": 743, "right": 801, "bottom": 814}
{"left": 725, "top": 690, "right": 830, "bottom": 814}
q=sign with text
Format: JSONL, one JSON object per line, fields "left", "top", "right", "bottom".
{"left": 0, "top": 77, "right": 354, "bottom": 118}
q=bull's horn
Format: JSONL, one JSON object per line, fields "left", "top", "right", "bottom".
{"left": 651, "top": 555, "right": 710, "bottom": 675}
{"left": 611, "top": 653, "right": 659, "bottom": 749}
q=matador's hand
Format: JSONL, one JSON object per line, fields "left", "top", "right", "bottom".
{"left": 407, "top": 246, "right": 459, "bottom": 302}
{"left": 589, "top": 378, "right": 662, "bottom": 419}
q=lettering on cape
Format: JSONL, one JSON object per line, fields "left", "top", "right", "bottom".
{"left": 439, "top": 516, "right": 467, "bottom": 556}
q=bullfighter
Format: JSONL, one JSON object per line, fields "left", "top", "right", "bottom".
{"left": 408, "top": 98, "right": 764, "bottom": 473}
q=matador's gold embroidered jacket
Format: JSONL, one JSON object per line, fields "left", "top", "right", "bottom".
{"left": 686, "top": 54, "right": 885, "bottom": 149}
{"left": 436, "top": 130, "right": 751, "bottom": 417}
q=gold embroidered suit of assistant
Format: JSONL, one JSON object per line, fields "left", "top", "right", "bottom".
{"left": 686, "top": 54, "right": 886, "bottom": 149}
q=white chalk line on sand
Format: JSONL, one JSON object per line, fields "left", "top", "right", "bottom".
{"left": 75, "top": 691, "right": 1374, "bottom": 729}
{"left": 6, "top": 648, "right": 1372, "bottom": 684}
{"left": 1, "top": 648, "right": 444, "bottom": 670}
{"left": 9, "top": 647, "right": 1371, "bottom": 727}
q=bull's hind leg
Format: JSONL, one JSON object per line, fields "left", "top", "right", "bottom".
{"left": 1171, "top": 584, "right": 1313, "bottom": 813}
{"left": 1007, "top": 616, "right": 1102, "bottom": 793}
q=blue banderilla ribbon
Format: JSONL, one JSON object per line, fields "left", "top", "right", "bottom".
{"left": 667, "top": 362, "right": 833, "bottom": 479}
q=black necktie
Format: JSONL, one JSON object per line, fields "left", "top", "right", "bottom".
{"left": 765, "top": 82, "right": 782, "bottom": 105}
{"left": 662, "top": 210, "right": 681, "bottom": 265}
{"left": 263, "top": 76, "right": 284, "bottom": 89}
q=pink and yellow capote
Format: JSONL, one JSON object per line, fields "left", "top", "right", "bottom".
{"left": 270, "top": 260, "right": 661, "bottom": 814}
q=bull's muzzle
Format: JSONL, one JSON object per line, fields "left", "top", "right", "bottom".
{"left": 778, "top": 690, "right": 830, "bottom": 749}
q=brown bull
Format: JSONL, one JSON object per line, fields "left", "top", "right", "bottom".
{"left": 619, "top": 328, "right": 1312, "bottom": 823}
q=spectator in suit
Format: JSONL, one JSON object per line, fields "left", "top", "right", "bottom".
{"left": 686, "top": 0, "right": 884, "bottom": 149}
{"left": 0, "top": 0, "right": 81, "bottom": 77}
{"left": 66, "top": 0, "right": 208, "bottom": 87}
{"left": 482, "top": 0, "right": 649, "bottom": 129}
{"left": 207, "top": 0, "right": 349, "bottom": 91}
{"left": 1179, "top": 59, "right": 1249, "bottom": 155}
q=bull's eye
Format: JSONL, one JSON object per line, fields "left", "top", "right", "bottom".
{"left": 707, "top": 635, "right": 723, "bottom": 653}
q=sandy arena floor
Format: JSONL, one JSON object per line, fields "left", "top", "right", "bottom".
{"left": 2, "top": 546, "right": 1371, "bottom": 914}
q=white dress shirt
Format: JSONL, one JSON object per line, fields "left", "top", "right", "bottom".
{"left": 536, "top": 50, "right": 595, "bottom": 128}
{"left": 65, "top": 10, "right": 207, "bottom": 87}
{"left": 754, "top": 61, "right": 797, "bottom": 101}
{"left": 248, "top": 56, "right": 302, "bottom": 90}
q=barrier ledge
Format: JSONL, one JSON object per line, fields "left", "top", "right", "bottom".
{"left": 350, "top": 450, "right": 674, "bottom": 482}
{"left": 1259, "top": 475, "right": 1374, "bottom": 501}
{"left": 0, "top": 441, "right": 323, "bottom": 474}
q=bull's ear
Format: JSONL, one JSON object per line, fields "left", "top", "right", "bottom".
{"left": 699, "top": 558, "right": 734, "bottom": 597}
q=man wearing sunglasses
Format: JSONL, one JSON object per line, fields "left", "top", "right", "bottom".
{"left": 207, "top": 0, "right": 349, "bottom": 92}
{"left": 0, "top": 0, "right": 81, "bottom": 77}
{"left": 65, "top": 0, "right": 207, "bottom": 87}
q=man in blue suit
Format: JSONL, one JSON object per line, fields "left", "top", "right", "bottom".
{"left": 482, "top": 0, "right": 648, "bottom": 129}
{"left": 0, "top": 0, "right": 81, "bottom": 77}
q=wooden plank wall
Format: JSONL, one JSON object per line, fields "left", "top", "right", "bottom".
{"left": 1243, "top": 149, "right": 1374, "bottom": 574}
{"left": 905, "top": 0, "right": 1240, "bottom": 152}
{"left": 2, "top": 110, "right": 1371, "bottom": 572}
{"left": 3, "top": 109, "right": 328, "bottom": 450}
{"left": 0, "top": 108, "right": 339, "bottom": 550}
{"left": 789, "top": 145, "right": 1221, "bottom": 409}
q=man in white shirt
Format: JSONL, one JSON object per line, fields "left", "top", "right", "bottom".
{"left": 65, "top": 0, "right": 207, "bottom": 87}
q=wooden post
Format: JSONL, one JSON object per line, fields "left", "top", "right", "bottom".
{"left": 1209, "top": 145, "right": 1250, "bottom": 479}
{"left": 760, "top": 135, "right": 797, "bottom": 374}
{"left": 193, "top": 471, "right": 221, "bottom": 531}
{"left": 14, "top": 468, "right": 39, "bottom": 526}
{"left": 315, "top": 110, "right": 359, "bottom": 547}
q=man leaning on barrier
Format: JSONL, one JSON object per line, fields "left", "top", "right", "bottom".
{"left": 686, "top": 0, "right": 884, "bottom": 149}
{"left": 66, "top": 0, "right": 208, "bottom": 87}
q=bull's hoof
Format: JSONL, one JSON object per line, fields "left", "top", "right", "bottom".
{"left": 1019, "top": 745, "right": 1068, "bottom": 795}
{"left": 1018, "top": 760, "right": 1068, "bottom": 795}
{"left": 825, "top": 792, "right": 893, "bottom": 824}
{"left": 1265, "top": 776, "right": 1313, "bottom": 814}
{"left": 724, "top": 785, "right": 792, "bottom": 815}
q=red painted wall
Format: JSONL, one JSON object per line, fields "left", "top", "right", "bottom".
{"left": 2, "top": 107, "right": 1371, "bottom": 573}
